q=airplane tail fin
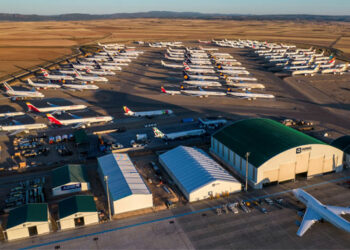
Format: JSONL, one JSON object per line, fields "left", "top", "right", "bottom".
{"left": 46, "top": 114, "right": 62, "bottom": 125}
{"left": 314, "top": 64, "right": 321, "bottom": 72}
{"left": 152, "top": 127, "right": 165, "bottom": 138}
{"left": 161, "top": 86, "right": 167, "bottom": 94}
{"left": 123, "top": 106, "right": 132, "bottom": 114}
{"left": 161, "top": 60, "right": 165, "bottom": 66}
{"left": 40, "top": 68, "right": 49, "bottom": 77}
{"left": 27, "top": 79, "right": 34, "bottom": 86}
{"left": 26, "top": 102, "right": 40, "bottom": 112}
{"left": 3, "top": 82, "right": 13, "bottom": 91}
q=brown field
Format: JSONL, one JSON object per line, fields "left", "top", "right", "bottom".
{"left": 0, "top": 19, "right": 350, "bottom": 78}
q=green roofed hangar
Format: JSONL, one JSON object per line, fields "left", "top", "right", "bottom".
{"left": 211, "top": 118, "right": 344, "bottom": 189}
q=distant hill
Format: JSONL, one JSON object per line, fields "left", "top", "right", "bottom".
{"left": 0, "top": 11, "right": 350, "bottom": 22}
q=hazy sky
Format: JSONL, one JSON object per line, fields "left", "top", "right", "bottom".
{"left": 1, "top": 0, "right": 350, "bottom": 15}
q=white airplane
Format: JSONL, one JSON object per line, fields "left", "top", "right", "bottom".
{"left": 184, "top": 67, "right": 215, "bottom": 74}
{"left": 27, "top": 79, "right": 61, "bottom": 89}
{"left": 183, "top": 62, "right": 213, "bottom": 69}
{"left": 227, "top": 91, "right": 275, "bottom": 100}
{"left": 183, "top": 80, "right": 222, "bottom": 87}
{"left": 292, "top": 65, "right": 320, "bottom": 76}
{"left": 40, "top": 68, "right": 74, "bottom": 81}
{"left": 0, "top": 120, "right": 47, "bottom": 135}
{"left": 123, "top": 106, "right": 173, "bottom": 117}
{"left": 181, "top": 88, "right": 226, "bottom": 98}
{"left": 59, "top": 68, "right": 78, "bottom": 75}
{"left": 74, "top": 70, "right": 108, "bottom": 82}
{"left": 321, "top": 63, "right": 349, "bottom": 75}
{"left": 153, "top": 127, "right": 205, "bottom": 140}
{"left": 26, "top": 102, "right": 87, "bottom": 114}
{"left": 160, "top": 86, "right": 181, "bottom": 96}
{"left": 72, "top": 64, "right": 95, "bottom": 70}
{"left": 47, "top": 113, "right": 113, "bottom": 128}
{"left": 226, "top": 80, "right": 265, "bottom": 90}
{"left": 63, "top": 83, "right": 99, "bottom": 90}
{"left": 161, "top": 60, "right": 183, "bottom": 69}
{"left": 217, "top": 65, "right": 246, "bottom": 70}
{"left": 85, "top": 68, "right": 116, "bottom": 76}
{"left": 184, "top": 72, "right": 219, "bottom": 80}
{"left": 293, "top": 188, "right": 350, "bottom": 237}
{"left": 0, "top": 112, "right": 25, "bottom": 118}
{"left": 225, "top": 76, "right": 258, "bottom": 82}
{"left": 218, "top": 69, "right": 250, "bottom": 75}
{"left": 3, "top": 82, "right": 44, "bottom": 100}
{"left": 165, "top": 54, "right": 184, "bottom": 61}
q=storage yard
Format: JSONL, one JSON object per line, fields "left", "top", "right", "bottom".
{"left": 0, "top": 38, "right": 349, "bottom": 248}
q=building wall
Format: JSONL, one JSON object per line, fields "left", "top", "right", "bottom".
{"left": 211, "top": 138, "right": 344, "bottom": 189}
{"left": 112, "top": 194, "right": 153, "bottom": 215}
{"left": 59, "top": 212, "right": 99, "bottom": 230}
{"left": 189, "top": 180, "right": 241, "bottom": 202}
{"left": 52, "top": 182, "right": 90, "bottom": 196}
{"left": 6, "top": 221, "right": 50, "bottom": 241}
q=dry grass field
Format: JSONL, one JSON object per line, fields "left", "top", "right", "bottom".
{"left": 0, "top": 19, "right": 350, "bottom": 78}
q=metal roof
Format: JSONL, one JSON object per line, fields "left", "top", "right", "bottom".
{"left": 97, "top": 153, "right": 151, "bottom": 202}
{"left": 159, "top": 146, "right": 239, "bottom": 194}
{"left": 213, "top": 118, "right": 326, "bottom": 167}
{"left": 331, "top": 135, "right": 350, "bottom": 154}
{"left": 51, "top": 164, "right": 89, "bottom": 188}
{"left": 58, "top": 195, "right": 97, "bottom": 219}
{"left": 6, "top": 203, "right": 48, "bottom": 229}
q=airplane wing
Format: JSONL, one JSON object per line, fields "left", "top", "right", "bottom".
{"left": 297, "top": 208, "right": 321, "bottom": 237}
{"left": 326, "top": 206, "right": 350, "bottom": 215}
{"left": 9, "top": 129, "right": 28, "bottom": 136}
{"left": 47, "top": 102, "right": 59, "bottom": 107}
{"left": 68, "top": 113, "right": 82, "bottom": 119}
{"left": 12, "top": 119, "right": 22, "bottom": 125}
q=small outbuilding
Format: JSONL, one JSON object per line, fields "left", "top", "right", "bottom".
{"left": 51, "top": 164, "right": 90, "bottom": 197}
{"left": 4, "top": 203, "right": 50, "bottom": 241}
{"left": 159, "top": 146, "right": 241, "bottom": 202}
{"left": 97, "top": 153, "right": 153, "bottom": 215}
{"left": 57, "top": 195, "right": 98, "bottom": 230}
{"left": 331, "top": 135, "right": 350, "bottom": 168}
{"left": 211, "top": 118, "right": 344, "bottom": 189}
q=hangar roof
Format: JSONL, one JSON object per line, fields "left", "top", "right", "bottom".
{"left": 331, "top": 135, "right": 350, "bottom": 154}
{"left": 51, "top": 164, "right": 89, "bottom": 188}
{"left": 213, "top": 118, "right": 326, "bottom": 167}
{"left": 58, "top": 195, "right": 96, "bottom": 219}
{"left": 97, "top": 153, "right": 151, "bottom": 202}
{"left": 6, "top": 203, "right": 48, "bottom": 229}
{"left": 159, "top": 146, "right": 240, "bottom": 194}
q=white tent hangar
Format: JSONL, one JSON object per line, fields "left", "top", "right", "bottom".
{"left": 97, "top": 153, "right": 153, "bottom": 215}
{"left": 159, "top": 146, "right": 241, "bottom": 202}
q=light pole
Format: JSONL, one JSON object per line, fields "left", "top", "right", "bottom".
{"left": 104, "top": 175, "right": 112, "bottom": 221}
{"left": 245, "top": 152, "right": 250, "bottom": 192}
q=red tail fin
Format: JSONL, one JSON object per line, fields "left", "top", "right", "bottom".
{"left": 26, "top": 102, "right": 40, "bottom": 112}
{"left": 47, "top": 114, "right": 62, "bottom": 125}
{"left": 123, "top": 106, "right": 131, "bottom": 113}
{"left": 161, "top": 87, "right": 167, "bottom": 93}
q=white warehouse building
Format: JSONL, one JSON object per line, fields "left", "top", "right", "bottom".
{"left": 211, "top": 118, "right": 344, "bottom": 189}
{"left": 97, "top": 153, "right": 153, "bottom": 215}
{"left": 159, "top": 146, "right": 241, "bottom": 202}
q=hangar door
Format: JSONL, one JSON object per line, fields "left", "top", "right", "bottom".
{"left": 295, "top": 153, "right": 309, "bottom": 174}
{"left": 278, "top": 162, "right": 295, "bottom": 182}
{"left": 263, "top": 169, "right": 279, "bottom": 182}
{"left": 307, "top": 157, "right": 323, "bottom": 176}
{"left": 323, "top": 156, "right": 334, "bottom": 173}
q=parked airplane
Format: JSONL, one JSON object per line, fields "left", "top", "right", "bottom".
{"left": 185, "top": 67, "right": 215, "bottom": 74}
{"left": 292, "top": 64, "right": 320, "bottom": 76}
{"left": 0, "top": 112, "right": 25, "bottom": 118}
{"left": 225, "top": 76, "right": 258, "bottom": 82}
{"left": 183, "top": 80, "right": 222, "bottom": 87}
{"left": 123, "top": 106, "right": 173, "bottom": 117}
{"left": 3, "top": 82, "right": 44, "bottom": 100}
{"left": 321, "top": 63, "right": 349, "bottom": 75}
{"left": 152, "top": 127, "right": 205, "bottom": 140}
{"left": 165, "top": 54, "right": 184, "bottom": 61}
{"left": 181, "top": 88, "right": 226, "bottom": 98}
{"left": 63, "top": 83, "right": 99, "bottom": 90}
{"left": 218, "top": 69, "right": 250, "bottom": 75}
{"left": 293, "top": 188, "right": 350, "bottom": 237}
{"left": 161, "top": 60, "right": 183, "bottom": 69}
{"left": 226, "top": 80, "right": 265, "bottom": 90}
{"left": 27, "top": 79, "right": 61, "bottom": 89}
{"left": 47, "top": 113, "right": 113, "bottom": 128}
{"left": 85, "top": 68, "right": 116, "bottom": 76}
{"left": 0, "top": 120, "right": 47, "bottom": 135}
{"left": 227, "top": 91, "right": 275, "bottom": 100}
{"left": 160, "top": 86, "right": 181, "bottom": 96}
{"left": 40, "top": 68, "right": 74, "bottom": 81}
{"left": 26, "top": 102, "right": 87, "bottom": 114}
{"left": 184, "top": 72, "right": 219, "bottom": 80}
{"left": 74, "top": 70, "right": 108, "bottom": 82}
